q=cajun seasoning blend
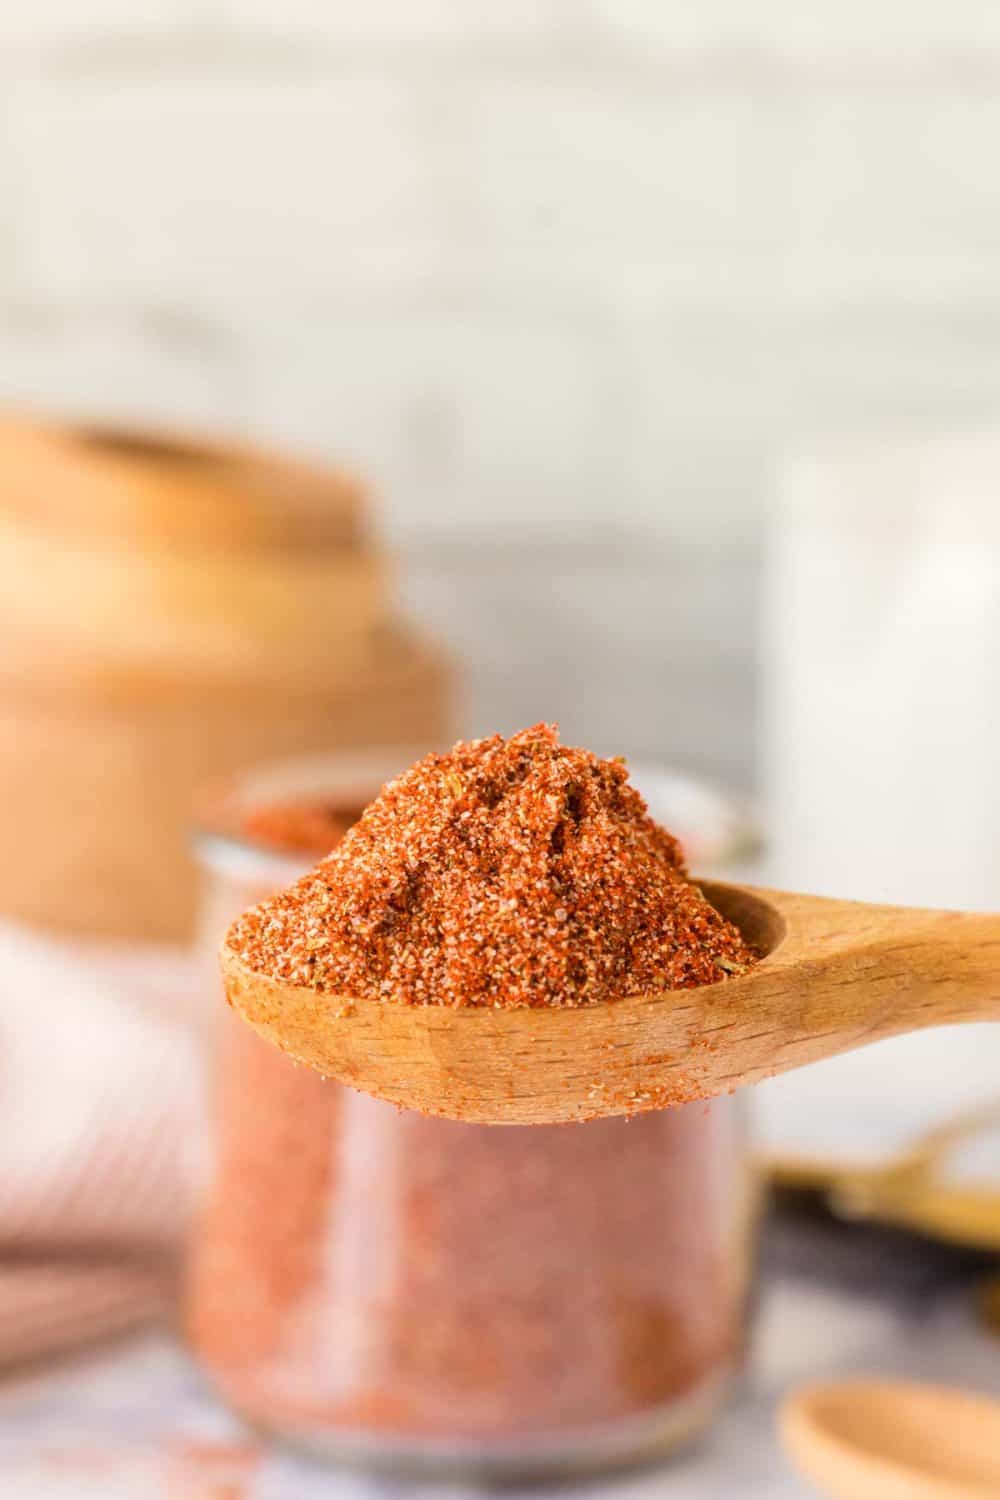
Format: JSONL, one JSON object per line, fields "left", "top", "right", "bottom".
{"left": 187, "top": 735, "right": 760, "bottom": 1479}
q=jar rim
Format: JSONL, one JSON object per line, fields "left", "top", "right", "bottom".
{"left": 192, "top": 746, "right": 436, "bottom": 878}
{"left": 192, "top": 748, "right": 761, "bottom": 880}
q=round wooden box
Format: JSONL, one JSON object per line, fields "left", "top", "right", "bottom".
{"left": 0, "top": 419, "right": 451, "bottom": 940}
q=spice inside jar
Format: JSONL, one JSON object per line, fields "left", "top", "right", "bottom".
{"left": 187, "top": 747, "right": 760, "bottom": 1479}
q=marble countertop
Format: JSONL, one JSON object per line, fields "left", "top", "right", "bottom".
{"left": 2, "top": 1217, "right": 998, "bottom": 1500}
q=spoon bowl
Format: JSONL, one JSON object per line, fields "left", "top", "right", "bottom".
{"left": 781, "top": 1380, "right": 1000, "bottom": 1500}
{"left": 221, "top": 882, "right": 1000, "bottom": 1125}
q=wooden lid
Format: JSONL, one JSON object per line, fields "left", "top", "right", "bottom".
{"left": 0, "top": 618, "right": 447, "bottom": 717}
{"left": 0, "top": 415, "right": 366, "bottom": 552}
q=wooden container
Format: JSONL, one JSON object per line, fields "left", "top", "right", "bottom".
{"left": 0, "top": 419, "right": 451, "bottom": 940}
{"left": 0, "top": 419, "right": 380, "bottom": 689}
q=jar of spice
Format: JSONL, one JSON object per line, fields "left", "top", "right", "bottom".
{"left": 187, "top": 753, "right": 760, "bottom": 1481}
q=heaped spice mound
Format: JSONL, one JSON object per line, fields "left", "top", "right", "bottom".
{"left": 229, "top": 726, "right": 756, "bottom": 1008}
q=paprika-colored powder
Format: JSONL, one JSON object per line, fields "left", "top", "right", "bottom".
{"left": 228, "top": 725, "right": 755, "bottom": 1007}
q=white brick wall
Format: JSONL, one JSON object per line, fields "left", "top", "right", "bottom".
{"left": 590, "top": 0, "right": 1000, "bottom": 55}
{"left": 213, "top": 0, "right": 576, "bottom": 49}
{"left": 0, "top": 314, "right": 241, "bottom": 432}
{"left": 6, "top": 74, "right": 447, "bottom": 307}
{"left": 237, "top": 306, "right": 624, "bottom": 540}
{"left": 2, "top": 2, "right": 1000, "bottom": 784}
{"left": 0, "top": 1, "right": 197, "bottom": 47}
{"left": 463, "top": 79, "right": 794, "bottom": 264}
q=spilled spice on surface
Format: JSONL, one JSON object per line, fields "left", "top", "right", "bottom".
{"left": 228, "top": 724, "right": 756, "bottom": 1007}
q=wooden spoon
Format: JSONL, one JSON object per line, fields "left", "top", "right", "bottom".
{"left": 771, "top": 1102, "right": 1000, "bottom": 1251}
{"left": 220, "top": 883, "right": 1000, "bottom": 1125}
{"left": 781, "top": 1381, "right": 1000, "bottom": 1500}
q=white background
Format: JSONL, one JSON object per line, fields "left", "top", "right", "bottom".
{"left": 4, "top": 3, "right": 1000, "bottom": 786}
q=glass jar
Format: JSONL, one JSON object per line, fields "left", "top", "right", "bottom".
{"left": 186, "top": 753, "right": 760, "bottom": 1481}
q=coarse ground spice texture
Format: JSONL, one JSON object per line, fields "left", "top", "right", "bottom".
{"left": 229, "top": 725, "right": 755, "bottom": 1007}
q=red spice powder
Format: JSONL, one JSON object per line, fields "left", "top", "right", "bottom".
{"left": 187, "top": 1040, "right": 745, "bottom": 1446}
{"left": 239, "top": 800, "right": 363, "bottom": 855}
{"left": 229, "top": 724, "right": 755, "bottom": 1007}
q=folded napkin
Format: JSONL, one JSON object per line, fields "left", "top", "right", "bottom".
{"left": 0, "top": 921, "right": 201, "bottom": 1367}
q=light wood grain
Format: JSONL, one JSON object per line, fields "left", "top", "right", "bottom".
{"left": 781, "top": 1381, "right": 1000, "bottom": 1500}
{"left": 221, "top": 882, "right": 1000, "bottom": 1125}
{"left": 0, "top": 627, "right": 451, "bottom": 941}
{"left": 0, "top": 413, "right": 451, "bottom": 939}
{"left": 0, "top": 514, "right": 383, "bottom": 684}
{"left": 0, "top": 418, "right": 383, "bottom": 688}
{"left": 0, "top": 416, "right": 366, "bottom": 550}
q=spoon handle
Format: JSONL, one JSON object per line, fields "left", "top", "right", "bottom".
{"left": 221, "top": 886, "right": 1000, "bottom": 1126}
{"left": 781, "top": 1380, "right": 1000, "bottom": 1499}
{"left": 719, "top": 887, "right": 1000, "bottom": 1089}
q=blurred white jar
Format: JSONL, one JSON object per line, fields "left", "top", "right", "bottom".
{"left": 759, "top": 431, "right": 1000, "bottom": 1164}
{"left": 764, "top": 430, "right": 1000, "bottom": 910}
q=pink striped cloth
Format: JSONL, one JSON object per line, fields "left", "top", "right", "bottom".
{"left": 0, "top": 920, "right": 201, "bottom": 1367}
